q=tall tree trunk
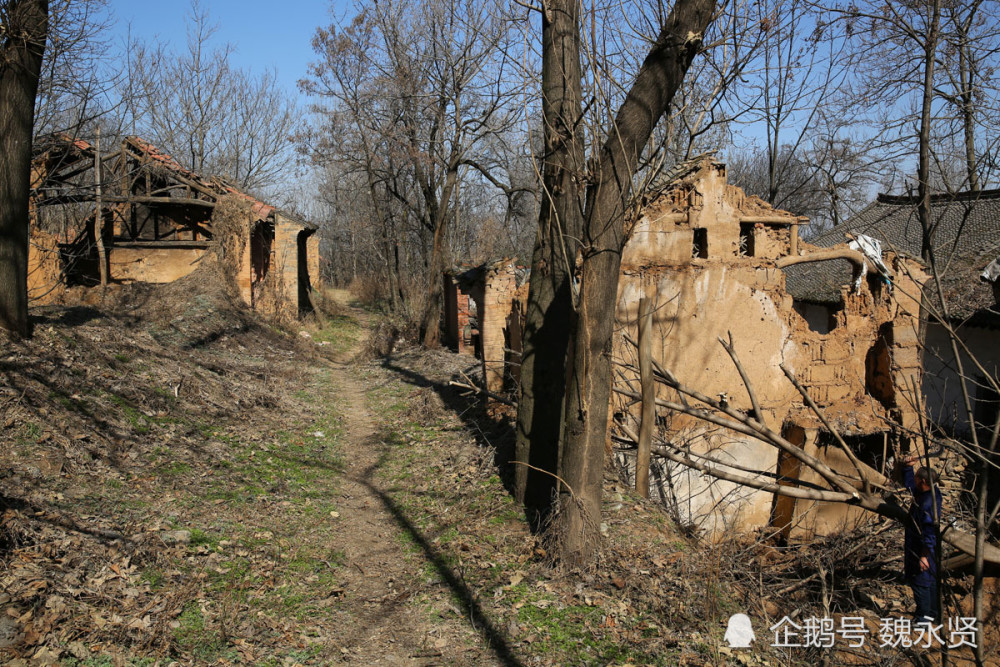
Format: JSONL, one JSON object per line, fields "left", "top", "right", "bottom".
{"left": 420, "top": 217, "right": 448, "bottom": 347}
{"left": 513, "top": 0, "right": 586, "bottom": 520}
{"left": 957, "top": 19, "right": 979, "bottom": 191}
{"left": 917, "top": 0, "right": 941, "bottom": 264}
{"left": 915, "top": 2, "right": 951, "bottom": 654}
{"left": 419, "top": 162, "right": 459, "bottom": 348}
{"left": 557, "top": 0, "right": 716, "bottom": 565}
{"left": 0, "top": 0, "right": 48, "bottom": 338}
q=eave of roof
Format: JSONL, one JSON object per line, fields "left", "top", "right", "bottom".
{"left": 125, "top": 136, "right": 277, "bottom": 221}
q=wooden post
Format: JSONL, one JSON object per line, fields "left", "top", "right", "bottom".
{"left": 636, "top": 296, "right": 654, "bottom": 498}
{"left": 94, "top": 128, "right": 108, "bottom": 287}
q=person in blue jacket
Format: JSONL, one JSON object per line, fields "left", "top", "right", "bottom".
{"left": 902, "top": 454, "right": 943, "bottom": 623}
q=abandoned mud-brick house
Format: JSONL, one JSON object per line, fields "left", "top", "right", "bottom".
{"left": 610, "top": 158, "right": 928, "bottom": 540}
{"left": 28, "top": 133, "right": 319, "bottom": 320}
{"left": 442, "top": 259, "right": 528, "bottom": 396}
{"left": 785, "top": 189, "right": 1000, "bottom": 445}
{"left": 443, "top": 160, "right": 992, "bottom": 542}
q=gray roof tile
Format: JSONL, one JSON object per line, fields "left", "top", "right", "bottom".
{"left": 784, "top": 190, "right": 1000, "bottom": 320}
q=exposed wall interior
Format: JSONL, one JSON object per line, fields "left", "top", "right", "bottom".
{"left": 611, "top": 159, "right": 925, "bottom": 540}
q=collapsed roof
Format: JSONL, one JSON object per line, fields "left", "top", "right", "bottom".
{"left": 784, "top": 190, "right": 1000, "bottom": 322}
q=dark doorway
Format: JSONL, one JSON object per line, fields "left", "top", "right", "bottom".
{"left": 297, "top": 229, "right": 315, "bottom": 317}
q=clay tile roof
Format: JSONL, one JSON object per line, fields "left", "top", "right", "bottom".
{"left": 784, "top": 190, "right": 1000, "bottom": 321}
{"left": 126, "top": 136, "right": 200, "bottom": 179}
{"left": 222, "top": 183, "right": 275, "bottom": 221}
{"left": 34, "top": 132, "right": 95, "bottom": 158}
{"left": 63, "top": 134, "right": 94, "bottom": 153}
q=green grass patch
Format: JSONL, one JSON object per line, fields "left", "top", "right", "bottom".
{"left": 14, "top": 421, "right": 42, "bottom": 446}
{"left": 107, "top": 394, "right": 152, "bottom": 434}
{"left": 64, "top": 657, "right": 158, "bottom": 667}
{"left": 156, "top": 460, "right": 191, "bottom": 478}
{"left": 189, "top": 528, "right": 219, "bottom": 548}
{"left": 172, "top": 601, "right": 230, "bottom": 662}
{"left": 309, "top": 313, "right": 364, "bottom": 354}
{"left": 141, "top": 567, "right": 166, "bottom": 591}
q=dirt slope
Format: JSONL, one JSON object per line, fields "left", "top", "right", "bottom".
{"left": 0, "top": 271, "right": 504, "bottom": 665}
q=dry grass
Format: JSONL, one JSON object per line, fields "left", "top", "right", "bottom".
{"left": 347, "top": 273, "right": 391, "bottom": 309}
{"left": 0, "top": 265, "right": 344, "bottom": 664}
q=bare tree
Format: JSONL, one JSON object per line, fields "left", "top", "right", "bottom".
{"left": 126, "top": 1, "right": 297, "bottom": 193}
{"left": 726, "top": 144, "right": 828, "bottom": 221}
{"left": 302, "top": 0, "right": 525, "bottom": 342}
{"left": 32, "top": 0, "right": 112, "bottom": 138}
{"left": 0, "top": 0, "right": 48, "bottom": 338}
{"left": 513, "top": 0, "right": 587, "bottom": 519}
{"left": 733, "top": 0, "right": 848, "bottom": 210}
{"left": 934, "top": 0, "right": 1000, "bottom": 191}
{"left": 802, "top": 119, "right": 883, "bottom": 232}
{"left": 514, "top": 0, "right": 716, "bottom": 564}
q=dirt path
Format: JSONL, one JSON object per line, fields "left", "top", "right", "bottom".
{"left": 313, "top": 308, "right": 510, "bottom": 666}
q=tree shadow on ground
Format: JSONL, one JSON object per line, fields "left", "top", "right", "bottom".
{"left": 378, "top": 356, "right": 519, "bottom": 498}
{"left": 354, "top": 438, "right": 525, "bottom": 667}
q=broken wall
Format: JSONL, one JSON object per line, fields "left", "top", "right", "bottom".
{"left": 27, "top": 230, "right": 65, "bottom": 305}
{"left": 443, "top": 271, "right": 482, "bottom": 356}
{"left": 28, "top": 135, "right": 319, "bottom": 322}
{"left": 442, "top": 260, "right": 525, "bottom": 394}
{"left": 613, "top": 159, "right": 925, "bottom": 540}
{"left": 252, "top": 212, "right": 311, "bottom": 322}
{"left": 481, "top": 260, "right": 519, "bottom": 395}
{"left": 108, "top": 247, "right": 208, "bottom": 284}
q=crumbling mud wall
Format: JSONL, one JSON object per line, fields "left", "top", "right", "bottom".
{"left": 27, "top": 135, "right": 319, "bottom": 322}
{"left": 109, "top": 247, "right": 209, "bottom": 284}
{"left": 443, "top": 273, "right": 478, "bottom": 356}
{"left": 27, "top": 229, "right": 65, "bottom": 305}
{"left": 212, "top": 195, "right": 255, "bottom": 302}
{"left": 613, "top": 159, "right": 926, "bottom": 540}
{"left": 481, "top": 260, "right": 520, "bottom": 395}
{"left": 245, "top": 212, "right": 321, "bottom": 323}
{"left": 442, "top": 259, "right": 526, "bottom": 395}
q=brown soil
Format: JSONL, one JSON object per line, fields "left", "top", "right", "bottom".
{"left": 309, "top": 353, "right": 507, "bottom": 666}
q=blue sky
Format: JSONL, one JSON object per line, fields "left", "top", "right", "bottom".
{"left": 105, "top": 0, "right": 350, "bottom": 105}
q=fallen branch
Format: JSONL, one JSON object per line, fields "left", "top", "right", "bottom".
{"left": 614, "top": 376, "right": 1000, "bottom": 564}
{"left": 617, "top": 422, "right": 855, "bottom": 503}
{"left": 768, "top": 524, "right": 896, "bottom": 598}
{"left": 612, "top": 384, "right": 859, "bottom": 496}
{"left": 448, "top": 373, "right": 514, "bottom": 406}
{"left": 774, "top": 247, "right": 866, "bottom": 271}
